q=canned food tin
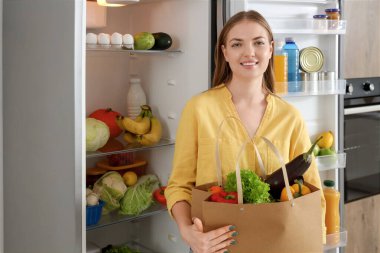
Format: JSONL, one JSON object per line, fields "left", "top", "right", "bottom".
{"left": 305, "top": 72, "right": 319, "bottom": 92}
{"left": 300, "top": 47, "right": 324, "bottom": 73}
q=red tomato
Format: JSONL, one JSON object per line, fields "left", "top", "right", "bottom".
{"left": 153, "top": 186, "right": 167, "bottom": 205}
{"left": 89, "top": 108, "right": 122, "bottom": 138}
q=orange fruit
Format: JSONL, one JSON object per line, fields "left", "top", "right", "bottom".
{"left": 280, "top": 186, "right": 295, "bottom": 202}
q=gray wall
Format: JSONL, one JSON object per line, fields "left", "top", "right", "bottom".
{"left": 3, "top": 0, "right": 84, "bottom": 252}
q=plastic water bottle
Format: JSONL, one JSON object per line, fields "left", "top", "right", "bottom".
{"left": 273, "top": 40, "right": 288, "bottom": 94}
{"left": 283, "top": 37, "right": 300, "bottom": 92}
{"left": 126, "top": 77, "right": 147, "bottom": 119}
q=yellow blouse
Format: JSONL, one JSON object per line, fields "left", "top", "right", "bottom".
{"left": 165, "top": 84, "right": 326, "bottom": 238}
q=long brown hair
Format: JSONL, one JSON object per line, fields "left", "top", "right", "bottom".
{"left": 212, "top": 10, "right": 275, "bottom": 92}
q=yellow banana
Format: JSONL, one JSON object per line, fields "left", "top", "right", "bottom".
{"left": 115, "top": 115, "right": 125, "bottom": 131}
{"left": 122, "top": 116, "right": 151, "bottom": 135}
{"left": 138, "top": 117, "right": 162, "bottom": 146}
{"left": 123, "top": 131, "right": 138, "bottom": 144}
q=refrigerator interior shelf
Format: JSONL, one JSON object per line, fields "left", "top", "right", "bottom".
{"left": 86, "top": 138, "right": 175, "bottom": 158}
{"left": 86, "top": 202, "right": 167, "bottom": 231}
{"left": 316, "top": 152, "right": 346, "bottom": 171}
{"left": 278, "top": 79, "right": 346, "bottom": 97}
{"left": 268, "top": 19, "right": 346, "bottom": 34}
{"left": 323, "top": 229, "right": 348, "bottom": 251}
{"left": 86, "top": 45, "right": 182, "bottom": 55}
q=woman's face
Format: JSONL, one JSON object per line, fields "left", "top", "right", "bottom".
{"left": 222, "top": 20, "right": 273, "bottom": 82}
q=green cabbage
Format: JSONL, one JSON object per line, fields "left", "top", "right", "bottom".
{"left": 119, "top": 174, "right": 159, "bottom": 216}
{"left": 86, "top": 118, "right": 110, "bottom": 152}
{"left": 224, "top": 169, "right": 272, "bottom": 204}
{"left": 93, "top": 171, "right": 127, "bottom": 214}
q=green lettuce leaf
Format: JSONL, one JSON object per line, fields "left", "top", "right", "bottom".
{"left": 119, "top": 174, "right": 159, "bottom": 216}
{"left": 224, "top": 169, "right": 271, "bottom": 204}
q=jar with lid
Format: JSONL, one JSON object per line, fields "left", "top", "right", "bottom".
{"left": 325, "top": 8, "right": 340, "bottom": 30}
{"left": 126, "top": 77, "right": 147, "bottom": 119}
{"left": 313, "top": 14, "right": 328, "bottom": 30}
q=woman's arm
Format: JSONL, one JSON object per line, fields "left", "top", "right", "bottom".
{"left": 172, "top": 201, "right": 237, "bottom": 253}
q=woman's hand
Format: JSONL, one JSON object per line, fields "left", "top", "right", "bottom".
{"left": 180, "top": 217, "right": 237, "bottom": 253}
{"left": 171, "top": 201, "right": 237, "bottom": 253}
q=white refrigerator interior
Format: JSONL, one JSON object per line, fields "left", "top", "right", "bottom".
{"left": 86, "top": 1, "right": 210, "bottom": 252}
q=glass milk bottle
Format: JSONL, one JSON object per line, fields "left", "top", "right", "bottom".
{"left": 126, "top": 77, "right": 147, "bottom": 119}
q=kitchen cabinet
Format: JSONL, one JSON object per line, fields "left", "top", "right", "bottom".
{"left": 345, "top": 195, "right": 380, "bottom": 253}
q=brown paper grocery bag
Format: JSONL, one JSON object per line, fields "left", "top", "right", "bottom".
{"left": 191, "top": 134, "right": 323, "bottom": 253}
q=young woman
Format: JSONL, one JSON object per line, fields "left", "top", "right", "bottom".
{"left": 165, "top": 10, "right": 326, "bottom": 253}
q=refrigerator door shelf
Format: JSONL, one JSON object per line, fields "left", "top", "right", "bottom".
{"left": 277, "top": 79, "right": 346, "bottom": 97}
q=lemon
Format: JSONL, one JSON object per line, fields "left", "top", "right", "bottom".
{"left": 123, "top": 171, "right": 138, "bottom": 186}
{"left": 316, "top": 131, "right": 334, "bottom": 149}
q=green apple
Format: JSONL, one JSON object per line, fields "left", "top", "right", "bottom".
{"left": 318, "top": 148, "right": 336, "bottom": 156}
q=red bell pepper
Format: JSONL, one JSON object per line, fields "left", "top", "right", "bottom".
{"left": 210, "top": 190, "right": 238, "bottom": 204}
{"left": 153, "top": 186, "right": 167, "bottom": 205}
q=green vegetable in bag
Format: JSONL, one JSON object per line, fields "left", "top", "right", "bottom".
{"left": 224, "top": 169, "right": 272, "bottom": 204}
{"left": 119, "top": 174, "right": 159, "bottom": 216}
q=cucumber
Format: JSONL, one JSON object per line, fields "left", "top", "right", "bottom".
{"left": 151, "top": 32, "right": 172, "bottom": 50}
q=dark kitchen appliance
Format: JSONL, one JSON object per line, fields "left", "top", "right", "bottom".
{"left": 344, "top": 77, "right": 380, "bottom": 203}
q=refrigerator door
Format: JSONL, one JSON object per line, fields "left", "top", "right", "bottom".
{"left": 3, "top": 0, "right": 85, "bottom": 252}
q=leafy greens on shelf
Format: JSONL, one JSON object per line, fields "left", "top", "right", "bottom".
{"left": 119, "top": 174, "right": 159, "bottom": 216}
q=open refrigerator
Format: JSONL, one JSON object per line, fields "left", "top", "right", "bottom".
{"left": 2, "top": 0, "right": 347, "bottom": 252}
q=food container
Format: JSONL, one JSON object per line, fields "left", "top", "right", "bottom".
{"left": 86, "top": 200, "right": 105, "bottom": 226}
{"left": 325, "top": 8, "right": 340, "bottom": 30}
{"left": 319, "top": 71, "right": 336, "bottom": 92}
{"left": 313, "top": 14, "right": 328, "bottom": 30}
{"left": 305, "top": 72, "right": 319, "bottom": 92}
{"left": 300, "top": 47, "right": 324, "bottom": 73}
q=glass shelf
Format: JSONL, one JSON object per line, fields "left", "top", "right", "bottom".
{"left": 316, "top": 152, "right": 346, "bottom": 171}
{"left": 324, "top": 229, "right": 347, "bottom": 251}
{"left": 267, "top": 19, "right": 346, "bottom": 34}
{"left": 86, "top": 202, "right": 167, "bottom": 231}
{"left": 86, "top": 45, "right": 182, "bottom": 55}
{"left": 86, "top": 138, "right": 175, "bottom": 158}
{"left": 278, "top": 79, "right": 346, "bottom": 97}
